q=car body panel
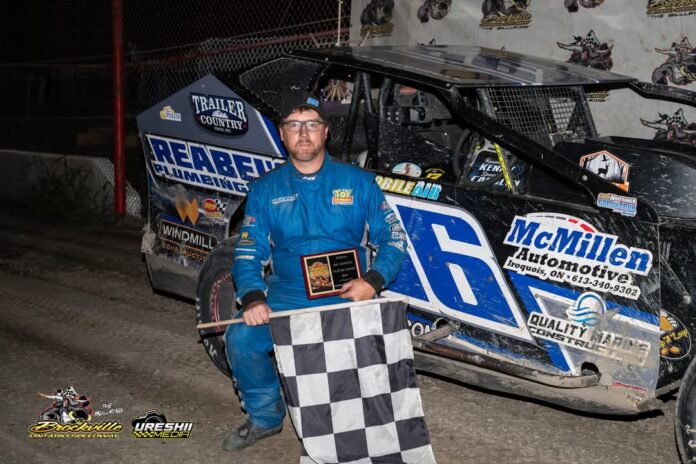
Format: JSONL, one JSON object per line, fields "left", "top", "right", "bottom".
{"left": 136, "top": 46, "right": 696, "bottom": 415}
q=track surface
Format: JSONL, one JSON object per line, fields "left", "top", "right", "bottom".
{"left": 0, "top": 206, "right": 681, "bottom": 463}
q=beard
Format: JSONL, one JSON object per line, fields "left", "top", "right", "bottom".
{"left": 287, "top": 139, "right": 324, "bottom": 162}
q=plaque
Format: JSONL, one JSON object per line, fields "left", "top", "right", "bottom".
{"left": 301, "top": 248, "right": 362, "bottom": 299}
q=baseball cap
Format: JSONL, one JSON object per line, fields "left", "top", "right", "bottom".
{"left": 279, "top": 90, "right": 325, "bottom": 120}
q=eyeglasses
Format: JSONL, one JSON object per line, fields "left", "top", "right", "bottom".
{"left": 282, "top": 120, "right": 325, "bottom": 132}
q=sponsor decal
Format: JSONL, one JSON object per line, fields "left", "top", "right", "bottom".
{"left": 407, "top": 315, "right": 447, "bottom": 337}
{"left": 646, "top": 0, "right": 696, "bottom": 17}
{"left": 158, "top": 219, "right": 217, "bottom": 262}
{"left": 611, "top": 381, "right": 649, "bottom": 406}
{"left": 641, "top": 108, "right": 696, "bottom": 146}
{"left": 586, "top": 90, "right": 610, "bottom": 103}
{"left": 375, "top": 175, "right": 442, "bottom": 200}
{"left": 651, "top": 37, "right": 696, "bottom": 86}
{"left": 159, "top": 105, "right": 182, "bottom": 122}
{"left": 660, "top": 309, "right": 691, "bottom": 359}
{"left": 503, "top": 213, "right": 653, "bottom": 300}
{"left": 238, "top": 231, "right": 255, "bottom": 246}
{"left": 388, "top": 240, "right": 406, "bottom": 252}
{"left": 565, "top": 292, "right": 605, "bottom": 327}
{"left": 579, "top": 150, "right": 630, "bottom": 191}
{"left": 271, "top": 194, "right": 299, "bottom": 205}
{"left": 175, "top": 197, "right": 199, "bottom": 225}
{"left": 597, "top": 193, "right": 638, "bottom": 217}
{"left": 29, "top": 387, "right": 123, "bottom": 439}
{"left": 565, "top": 0, "right": 605, "bottom": 12}
{"left": 235, "top": 254, "right": 255, "bottom": 260}
{"left": 392, "top": 162, "right": 422, "bottom": 178}
{"left": 203, "top": 198, "right": 227, "bottom": 220}
{"left": 557, "top": 30, "right": 614, "bottom": 71}
{"left": 480, "top": 0, "right": 532, "bottom": 29}
{"left": 332, "top": 189, "right": 354, "bottom": 205}
{"left": 360, "top": 0, "right": 395, "bottom": 37}
{"left": 132, "top": 410, "right": 194, "bottom": 439}
{"left": 190, "top": 92, "right": 248, "bottom": 136}
{"left": 424, "top": 168, "right": 445, "bottom": 180}
{"left": 242, "top": 214, "right": 256, "bottom": 226}
{"left": 417, "top": 0, "right": 451, "bottom": 22}
{"left": 527, "top": 311, "right": 651, "bottom": 365}
{"left": 146, "top": 134, "right": 283, "bottom": 196}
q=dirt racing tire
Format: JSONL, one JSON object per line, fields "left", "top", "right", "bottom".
{"left": 195, "top": 241, "right": 238, "bottom": 378}
{"left": 676, "top": 355, "right": 696, "bottom": 463}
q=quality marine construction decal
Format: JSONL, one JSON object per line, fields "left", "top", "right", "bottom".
{"left": 29, "top": 387, "right": 123, "bottom": 439}
{"left": 503, "top": 213, "right": 653, "bottom": 300}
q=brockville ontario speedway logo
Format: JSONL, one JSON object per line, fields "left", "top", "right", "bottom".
{"left": 131, "top": 410, "right": 194, "bottom": 439}
{"left": 28, "top": 386, "right": 123, "bottom": 439}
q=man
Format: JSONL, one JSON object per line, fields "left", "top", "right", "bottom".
{"left": 223, "top": 91, "right": 407, "bottom": 450}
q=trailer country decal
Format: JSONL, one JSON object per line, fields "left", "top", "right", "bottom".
{"left": 503, "top": 213, "right": 653, "bottom": 300}
{"left": 596, "top": 192, "right": 637, "bottom": 217}
{"left": 190, "top": 92, "right": 248, "bottom": 135}
{"left": 528, "top": 312, "right": 650, "bottom": 366}
{"left": 146, "top": 134, "right": 283, "bottom": 196}
{"left": 374, "top": 175, "right": 442, "bottom": 200}
{"left": 158, "top": 219, "right": 217, "bottom": 262}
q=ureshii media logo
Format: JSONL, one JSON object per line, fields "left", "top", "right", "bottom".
{"left": 503, "top": 213, "right": 653, "bottom": 300}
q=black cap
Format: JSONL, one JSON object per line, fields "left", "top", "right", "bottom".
{"left": 279, "top": 91, "right": 325, "bottom": 120}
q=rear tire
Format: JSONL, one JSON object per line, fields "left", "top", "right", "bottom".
{"left": 196, "top": 241, "right": 238, "bottom": 378}
{"left": 676, "top": 355, "right": 696, "bottom": 463}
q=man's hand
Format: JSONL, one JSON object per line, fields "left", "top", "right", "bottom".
{"left": 339, "top": 278, "right": 376, "bottom": 301}
{"left": 243, "top": 301, "right": 272, "bottom": 326}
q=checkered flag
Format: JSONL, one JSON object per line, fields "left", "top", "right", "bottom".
{"left": 270, "top": 298, "right": 436, "bottom": 464}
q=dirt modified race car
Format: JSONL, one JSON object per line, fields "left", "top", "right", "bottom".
{"left": 136, "top": 46, "right": 696, "bottom": 461}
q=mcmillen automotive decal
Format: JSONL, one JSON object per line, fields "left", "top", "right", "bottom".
{"left": 146, "top": 134, "right": 283, "bottom": 196}
{"left": 503, "top": 213, "right": 653, "bottom": 300}
{"left": 190, "top": 93, "right": 248, "bottom": 136}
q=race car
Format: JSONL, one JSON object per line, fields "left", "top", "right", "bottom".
{"left": 136, "top": 45, "right": 696, "bottom": 462}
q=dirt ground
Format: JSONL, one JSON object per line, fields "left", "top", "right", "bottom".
{"left": 0, "top": 205, "right": 682, "bottom": 464}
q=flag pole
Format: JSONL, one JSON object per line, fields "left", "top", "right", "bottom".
{"left": 196, "top": 297, "right": 408, "bottom": 330}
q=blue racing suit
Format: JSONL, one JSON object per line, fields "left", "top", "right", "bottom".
{"left": 226, "top": 154, "right": 407, "bottom": 429}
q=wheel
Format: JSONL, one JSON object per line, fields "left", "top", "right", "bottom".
{"left": 196, "top": 241, "right": 238, "bottom": 378}
{"left": 675, "top": 355, "right": 696, "bottom": 463}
